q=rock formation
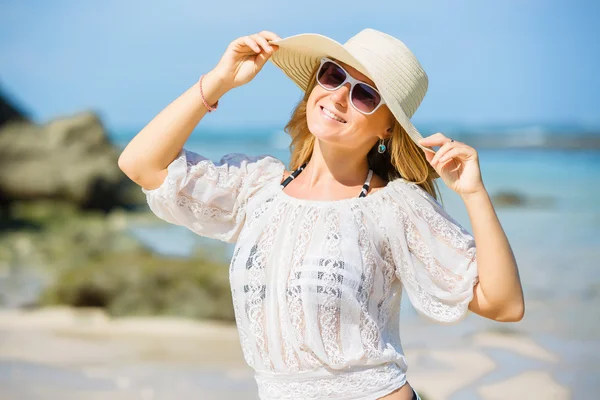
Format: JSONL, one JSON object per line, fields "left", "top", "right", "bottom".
{"left": 0, "top": 87, "right": 143, "bottom": 211}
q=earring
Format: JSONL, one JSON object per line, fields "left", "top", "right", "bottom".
{"left": 377, "top": 139, "right": 386, "bottom": 154}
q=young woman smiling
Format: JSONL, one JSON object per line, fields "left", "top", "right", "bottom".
{"left": 119, "top": 29, "right": 524, "bottom": 400}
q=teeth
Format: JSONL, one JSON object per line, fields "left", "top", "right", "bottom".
{"left": 322, "top": 107, "right": 345, "bottom": 123}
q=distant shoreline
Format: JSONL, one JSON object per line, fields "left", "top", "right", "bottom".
{"left": 111, "top": 132, "right": 600, "bottom": 151}
{"left": 445, "top": 133, "right": 600, "bottom": 150}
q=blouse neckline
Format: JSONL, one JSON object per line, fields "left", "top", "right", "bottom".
{"left": 276, "top": 161, "right": 401, "bottom": 207}
{"left": 276, "top": 178, "right": 398, "bottom": 207}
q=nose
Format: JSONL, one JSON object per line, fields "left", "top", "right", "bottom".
{"left": 329, "top": 83, "right": 351, "bottom": 107}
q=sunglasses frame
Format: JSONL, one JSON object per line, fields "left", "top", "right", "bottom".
{"left": 316, "top": 57, "right": 386, "bottom": 115}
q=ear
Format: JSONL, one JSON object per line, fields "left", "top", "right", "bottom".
{"left": 380, "top": 125, "right": 393, "bottom": 140}
{"left": 384, "top": 116, "right": 395, "bottom": 137}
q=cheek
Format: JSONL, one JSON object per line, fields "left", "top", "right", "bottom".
{"left": 307, "top": 87, "right": 327, "bottom": 110}
{"left": 305, "top": 90, "right": 336, "bottom": 132}
{"left": 306, "top": 97, "right": 320, "bottom": 128}
{"left": 305, "top": 90, "right": 319, "bottom": 120}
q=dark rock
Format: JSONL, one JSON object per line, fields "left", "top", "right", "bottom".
{"left": 491, "top": 192, "right": 526, "bottom": 206}
{"left": 491, "top": 191, "right": 555, "bottom": 208}
{"left": 0, "top": 110, "right": 145, "bottom": 211}
{"left": 0, "top": 200, "right": 234, "bottom": 321}
{"left": 0, "top": 85, "right": 29, "bottom": 126}
{"left": 0, "top": 89, "right": 234, "bottom": 322}
{"left": 40, "top": 248, "right": 234, "bottom": 321}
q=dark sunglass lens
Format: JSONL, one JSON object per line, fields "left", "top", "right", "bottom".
{"left": 318, "top": 62, "right": 346, "bottom": 89}
{"left": 352, "top": 83, "right": 382, "bottom": 113}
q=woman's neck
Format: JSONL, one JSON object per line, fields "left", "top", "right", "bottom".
{"left": 301, "top": 139, "right": 371, "bottom": 188}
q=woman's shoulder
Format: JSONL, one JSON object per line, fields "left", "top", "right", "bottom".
{"left": 368, "top": 172, "right": 417, "bottom": 195}
{"left": 371, "top": 174, "right": 439, "bottom": 207}
{"left": 206, "top": 153, "right": 287, "bottom": 191}
{"left": 218, "top": 152, "right": 284, "bottom": 169}
{"left": 367, "top": 172, "right": 389, "bottom": 195}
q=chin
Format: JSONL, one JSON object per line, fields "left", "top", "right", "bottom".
{"left": 307, "top": 120, "right": 342, "bottom": 143}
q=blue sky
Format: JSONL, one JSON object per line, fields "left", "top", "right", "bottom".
{"left": 1, "top": 0, "right": 598, "bottom": 132}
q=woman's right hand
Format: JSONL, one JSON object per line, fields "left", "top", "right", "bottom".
{"left": 212, "top": 31, "right": 281, "bottom": 91}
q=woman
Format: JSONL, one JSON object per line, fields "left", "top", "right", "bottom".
{"left": 118, "top": 29, "right": 524, "bottom": 400}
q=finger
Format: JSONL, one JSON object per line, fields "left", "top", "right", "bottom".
{"left": 439, "top": 157, "right": 462, "bottom": 174}
{"left": 420, "top": 144, "right": 436, "bottom": 156}
{"left": 423, "top": 147, "right": 435, "bottom": 163}
{"left": 258, "top": 30, "right": 282, "bottom": 42}
{"left": 430, "top": 141, "right": 459, "bottom": 165}
{"left": 231, "top": 36, "right": 252, "bottom": 52}
{"left": 253, "top": 49, "right": 273, "bottom": 69}
{"left": 419, "top": 132, "right": 451, "bottom": 146}
{"left": 418, "top": 132, "right": 453, "bottom": 147}
{"left": 251, "top": 34, "right": 274, "bottom": 54}
{"left": 242, "top": 36, "right": 261, "bottom": 53}
{"left": 437, "top": 146, "right": 472, "bottom": 165}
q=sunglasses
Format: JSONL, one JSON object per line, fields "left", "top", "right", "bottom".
{"left": 316, "top": 57, "right": 386, "bottom": 115}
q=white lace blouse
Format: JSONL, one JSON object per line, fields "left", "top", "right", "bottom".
{"left": 142, "top": 148, "right": 479, "bottom": 400}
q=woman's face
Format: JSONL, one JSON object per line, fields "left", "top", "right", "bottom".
{"left": 306, "top": 60, "right": 394, "bottom": 152}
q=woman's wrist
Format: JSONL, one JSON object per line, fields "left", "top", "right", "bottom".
{"left": 200, "top": 69, "right": 232, "bottom": 107}
{"left": 459, "top": 185, "right": 488, "bottom": 203}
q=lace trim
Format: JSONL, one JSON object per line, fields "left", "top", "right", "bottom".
{"left": 287, "top": 207, "right": 322, "bottom": 368}
{"left": 254, "top": 362, "right": 406, "bottom": 400}
{"left": 278, "top": 205, "right": 303, "bottom": 372}
{"left": 405, "top": 194, "right": 474, "bottom": 257}
{"left": 245, "top": 201, "right": 288, "bottom": 371}
{"left": 350, "top": 204, "right": 382, "bottom": 358}
{"left": 319, "top": 210, "right": 345, "bottom": 365}
{"left": 184, "top": 151, "right": 280, "bottom": 191}
{"left": 230, "top": 250, "right": 255, "bottom": 368}
{"left": 362, "top": 199, "right": 398, "bottom": 329}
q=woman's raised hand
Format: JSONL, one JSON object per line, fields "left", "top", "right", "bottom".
{"left": 418, "top": 133, "right": 486, "bottom": 197}
{"left": 212, "top": 31, "right": 281, "bottom": 91}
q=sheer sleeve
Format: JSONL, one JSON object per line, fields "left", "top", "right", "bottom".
{"left": 382, "top": 179, "right": 479, "bottom": 324}
{"left": 141, "top": 148, "right": 285, "bottom": 243}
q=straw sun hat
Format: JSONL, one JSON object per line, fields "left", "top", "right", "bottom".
{"left": 268, "top": 28, "right": 433, "bottom": 153}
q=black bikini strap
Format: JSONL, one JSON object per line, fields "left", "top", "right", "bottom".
{"left": 358, "top": 169, "right": 374, "bottom": 198}
{"left": 280, "top": 163, "right": 307, "bottom": 188}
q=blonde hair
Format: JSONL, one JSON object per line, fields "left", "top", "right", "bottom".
{"left": 284, "top": 64, "right": 441, "bottom": 201}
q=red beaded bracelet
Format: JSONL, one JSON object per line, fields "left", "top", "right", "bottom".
{"left": 198, "top": 74, "right": 218, "bottom": 112}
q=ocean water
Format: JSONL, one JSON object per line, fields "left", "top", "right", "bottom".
{"left": 113, "top": 128, "right": 600, "bottom": 343}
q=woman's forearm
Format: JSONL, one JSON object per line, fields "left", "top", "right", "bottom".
{"left": 462, "top": 189, "right": 524, "bottom": 320}
{"left": 118, "top": 69, "right": 230, "bottom": 187}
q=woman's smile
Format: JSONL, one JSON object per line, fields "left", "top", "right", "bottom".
{"left": 320, "top": 105, "right": 347, "bottom": 123}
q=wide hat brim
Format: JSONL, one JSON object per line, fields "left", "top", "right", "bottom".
{"left": 268, "top": 32, "right": 434, "bottom": 154}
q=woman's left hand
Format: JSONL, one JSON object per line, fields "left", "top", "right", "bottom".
{"left": 418, "top": 133, "right": 485, "bottom": 197}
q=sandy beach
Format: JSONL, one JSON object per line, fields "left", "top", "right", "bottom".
{"left": 0, "top": 306, "right": 580, "bottom": 400}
